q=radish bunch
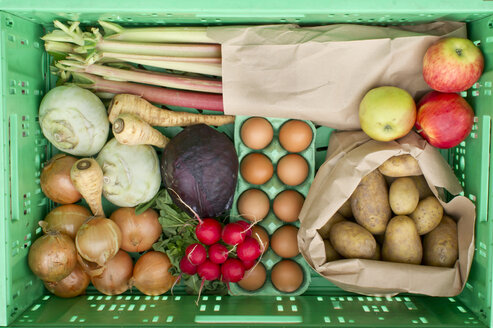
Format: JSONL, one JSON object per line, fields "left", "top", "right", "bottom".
{"left": 179, "top": 218, "right": 262, "bottom": 300}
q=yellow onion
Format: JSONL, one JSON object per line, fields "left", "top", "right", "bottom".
{"left": 28, "top": 232, "right": 77, "bottom": 282}
{"left": 132, "top": 251, "right": 176, "bottom": 296}
{"left": 40, "top": 154, "right": 81, "bottom": 204}
{"left": 91, "top": 250, "right": 133, "bottom": 295}
{"left": 39, "top": 204, "right": 91, "bottom": 239}
{"left": 77, "top": 253, "right": 104, "bottom": 277}
{"left": 76, "top": 217, "right": 122, "bottom": 266}
{"left": 110, "top": 207, "right": 162, "bottom": 252}
{"left": 44, "top": 263, "right": 90, "bottom": 298}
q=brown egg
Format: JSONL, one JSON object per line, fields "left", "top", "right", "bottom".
{"left": 237, "top": 189, "right": 270, "bottom": 223}
{"left": 277, "top": 154, "right": 309, "bottom": 186}
{"left": 241, "top": 117, "right": 274, "bottom": 150}
{"left": 271, "top": 260, "right": 303, "bottom": 293}
{"left": 238, "top": 262, "right": 267, "bottom": 291}
{"left": 251, "top": 225, "right": 269, "bottom": 254}
{"left": 241, "top": 153, "right": 274, "bottom": 185}
{"left": 279, "top": 120, "right": 313, "bottom": 152}
{"left": 273, "top": 190, "right": 304, "bottom": 223}
{"left": 271, "top": 225, "right": 299, "bottom": 258}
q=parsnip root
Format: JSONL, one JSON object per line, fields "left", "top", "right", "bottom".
{"left": 113, "top": 113, "right": 169, "bottom": 148}
{"left": 70, "top": 158, "right": 105, "bottom": 217}
{"left": 108, "top": 94, "right": 235, "bottom": 127}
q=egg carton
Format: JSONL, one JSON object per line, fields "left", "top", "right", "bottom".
{"left": 229, "top": 115, "right": 316, "bottom": 296}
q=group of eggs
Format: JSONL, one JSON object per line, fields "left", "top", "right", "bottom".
{"left": 236, "top": 225, "right": 304, "bottom": 293}
{"left": 239, "top": 118, "right": 313, "bottom": 187}
{"left": 233, "top": 117, "right": 314, "bottom": 293}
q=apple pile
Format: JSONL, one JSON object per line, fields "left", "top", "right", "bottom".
{"left": 359, "top": 37, "right": 483, "bottom": 149}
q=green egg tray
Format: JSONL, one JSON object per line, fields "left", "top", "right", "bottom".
{"left": 229, "top": 115, "right": 316, "bottom": 296}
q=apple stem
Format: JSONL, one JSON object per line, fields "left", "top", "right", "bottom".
{"left": 416, "top": 129, "right": 423, "bottom": 133}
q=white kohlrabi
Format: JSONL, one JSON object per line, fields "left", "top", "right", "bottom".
{"left": 39, "top": 85, "right": 109, "bottom": 156}
{"left": 96, "top": 138, "right": 161, "bottom": 207}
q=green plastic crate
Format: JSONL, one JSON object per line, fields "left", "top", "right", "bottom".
{"left": 1, "top": 1, "right": 493, "bottom": 327}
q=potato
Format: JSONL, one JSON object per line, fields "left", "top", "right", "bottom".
{"left": 337, "top": 199, "right": 353, "bottom": 218}
{"left": 423, "top": 215, "right": 458, "bottom": 267}
{"left": 411, "top": 175, "right": 434, "bottom": 200}
{"left": 323, "top": 239, "right": 341, "bottom": 262}
{"left": 378, "top": 154, "right": 422, "bottom": 177}
{"left": 410, "top": 196, "right": 443, "bottom": 235}
{"left": 389, "top": 177, "right": 419, "bottom": 215}
{"left": 371, "top": 243, "right": 381, "bottom": 260}
{"left": 382, "top": 216, "right": 422, "bottom": 264}
{"left": 318, "top": 213, "right": 345, "bottom": 239}
{"left": 329, "top": 221, "right": 376, "bottom": 259}
{"left": 351, "top": 169, "right": 391, "bottom": 234}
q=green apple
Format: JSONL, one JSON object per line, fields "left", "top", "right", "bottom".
{"left": 359, "top": 86, "right": 417, "bottom": 142}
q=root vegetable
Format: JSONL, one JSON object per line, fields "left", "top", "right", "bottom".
{"left": 237, "top": 237, "right": 261, "bottom": 262}
{"left": 108, "top": 94, "right": 234, "bottom": 127}
{"left": 180, "top": 256, "right": 198, "bottom": 275}
{"left": 40, "top": 154, "right": 81, "bottom": 204}
{"left": 70, "top": 158, "right": 104, "bottom": 217}
{"left": 91, "top": 250, "right": 133, "bottom": 295}
{"left": 221, "top": 223, "right": 247, "bottom": 246}
{"left": 39, "top": 204, "right": 91, "bottom": 239}
{"left": 208, "top": 244, "right": 229, "bottom": 264}
{"left": 221, "top": 258, "right": 245, "bottom": 283}
{"left": 185, "top": 243, "right": 207, "bottom": 266}
{"left": 113, "top": 114, "right": 169, "bottom": 148}
{"left": 132, "top": 251, "right": 176, "bottom": 296}
{"left": 76, "top": 217, "right": 122, "bottom": 266}
{"left": 28, "top": 232, "right": 77, "bottom": 282}
{"left": 195, "top": 219, "right": 222, "bottom": 245}
{"left": 44, "top": 263, "right": 90, "bottom": 298}
{"left": 109, "top": 207, "right": 162, "bottom": 253}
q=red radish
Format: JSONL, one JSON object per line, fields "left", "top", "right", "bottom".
{"left": 236, "top": 220, "right": 252, "bottom": 237}
{"left": 237, "top": 237, "right": 262, "bottom": 262}
{"left": 221, "top": 258, "right": 245, "bottom": 283}
{"left": 196, "top": 259, "right": 221, "bottom": 304}
{"left": 221, "top": 223, "right": 247, "bottom": 246}
{"left": 242, "top": 259, "right": 256, "bottom": 270}
{"left": 208, "top": 244, "right": 228, "bottom": 264}
{"left": 185, "top": 243, "right": 207, "bottom": 266}
{"left": 179, "top": 256, "right": 198, "bottom": 275}
{"left": 197, "top": 259, "right": 221, "bottom": 281}
{"left": 195, "top": 219, "right": 222, "bottom": 245}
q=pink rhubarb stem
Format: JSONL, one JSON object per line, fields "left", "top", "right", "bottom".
{"left": 85, "top": 63, "right": 222, "bottom": 94}
{"left": 74, "top": 72, "right": 224, "bottom": 112}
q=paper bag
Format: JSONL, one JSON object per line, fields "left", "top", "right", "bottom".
{"left": 298, "top": 131, "right": 475, "bottom": 296}
{"left": 207, "top": 22, "right": 466, "bottom": 129}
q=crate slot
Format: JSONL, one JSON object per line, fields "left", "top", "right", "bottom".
{"left": 195, "top": 315, "right": 303, "bottom": 323}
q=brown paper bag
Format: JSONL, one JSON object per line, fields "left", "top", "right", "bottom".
{"left": 298, "top": 131, "right": 475, "bottom": 296}
{"left": 207, "top": 22, "right": 466, "bottom": 129}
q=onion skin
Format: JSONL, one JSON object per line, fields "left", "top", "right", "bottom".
{"left": 44, "top": 263, "right": 90, "bottom": 298}
{"left": 91, "top": 250, "right": 133, "bottom": 295}
{"left": 132, "top": 251, "right": 176, "bottom": 296}
{"left": 39, "top": 204, "right": 91, "bottom": 239}
{"left": 110, "top": 207, "right": 162, "bottom": 252}
{"left": 77, "top": 253, "right": 104, "bottom": 277}
{"left": 28, "top": 232, "right": 77, "bottom": 282}
{"left": 40, "top": 154, "right": 81, "bottom": 204}
{"left": 76, "top": 217, "right": 122, "bottom": 266}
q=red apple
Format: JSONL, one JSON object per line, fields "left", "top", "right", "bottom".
{"left": 415, "top": 91, "right": 474, "bottom": 149}
{"left": 423, "top": 37, "right": 484, "bottom": 92}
